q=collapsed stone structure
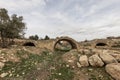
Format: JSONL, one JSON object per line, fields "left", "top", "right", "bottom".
{"left": 62, "top": 48, "right": 120, "bottom": 80}
{"left": 54, "top": 36, "right": 79, "bottom": 50}
{"left": 0, "top": 36, "right": 120, "bottom": 79}
{"left": 14, "top": 36, "right": 120, "bottom": 52}
{"left": 15, "top": 36, "right": 80, "bottom": 51}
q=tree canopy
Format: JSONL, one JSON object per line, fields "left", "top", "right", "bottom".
{"left": 44, "top": 35, "right": 50, "bottom": 40}
{"left": 0, "top": 8, "right": 26, "bottom": 47}
{"left": 29, "top": 35, "right": 39, "bottom": 40}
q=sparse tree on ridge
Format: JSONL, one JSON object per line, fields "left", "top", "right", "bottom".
{"left": 44, "top": 35, "right": 50, "bottom": 40}
{"left": 29, "top": 35, "right": 39, "bottom": 40}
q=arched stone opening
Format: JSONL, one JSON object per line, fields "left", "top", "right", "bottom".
{"left": 23, "top": 42, "right": 35, "bottom": 47}
{"left": 54, "top": 38, "right": 77, "bottom": 51}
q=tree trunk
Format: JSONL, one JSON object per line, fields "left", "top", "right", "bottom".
{"left": 0, "top": 31, "right": 7, "bottom": 48}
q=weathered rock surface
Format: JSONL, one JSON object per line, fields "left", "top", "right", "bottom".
{"left": 110, "top": 54, "right": 120, "bottom": 62}
{"left": 62, "top": 50, "right": 78, "bottom": 67}
{"left": 79, "top": 55, "right": 89, "bottom": 67}
{"left": 99, "top": 53, "right": 118, "bottom": 64}
{"left": 0, "top": 73, "right": 8, "bottom": 78}
{"left": 106, "top": 63, "right": 120, "bottom": 80}
{"left": 92, "top": 49, "right": 102, "bottom": 54}
{"left": 89, "top": 54, "right": 104, "bottom": 67}
{"left": 0, "top": 62, "right": 5, "bottom": 69}
{"left": 77, "top": 62, "right": 81, "bottom": 68}
{"left": 83, "top": 49, "right": 92, "bottom": 55}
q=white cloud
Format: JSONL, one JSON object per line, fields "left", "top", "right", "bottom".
{"left": 0, "top": 0, "right": 120, "bottom": 41}
{"left": 0, "top": 0, "right": 45, "bottom": 12}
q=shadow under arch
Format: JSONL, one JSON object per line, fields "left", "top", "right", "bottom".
{"left": 54, "top": 37, "right": 78, "bottom": 51}
{"left": 96, "top": 43, "right": 107, "bottom": 46}
{"left": 95, "top": 42, "right": 108, "bottom": 48}
{"left": 23, "top": 42, "right": 36, "bottom": 47}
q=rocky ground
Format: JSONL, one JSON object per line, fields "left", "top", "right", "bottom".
{"left": 0, "top": 47, "right": 119, "bottom": 80}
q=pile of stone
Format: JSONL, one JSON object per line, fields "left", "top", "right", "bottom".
{"left": 77, "top": 52, "right": 120, "bottom": 67}
{"left": 77, "top": 51, "right": 120, "bottom": 80}
{"left": 105, "top": 63, "right": 120, "bottom": 80}
{"left": 0, "top": 55, "right": 7, "bottom": 69}
{"left": 0, "top": 56, "right": 7, "bottom": 77}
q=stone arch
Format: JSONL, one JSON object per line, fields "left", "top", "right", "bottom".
{"left": 23, "top": 42, "right": 36, "bottom": 47}
{"left": 92, "top": 39, "right": 111, "bottom": 48}
{"left": 54, "top": 37, "right": 78, "bottom": 51}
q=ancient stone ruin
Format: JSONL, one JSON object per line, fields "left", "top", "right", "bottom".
{"left": 8, "top": 36, "right": 120, "bottom": 79}
{"left": 54, "top": 37, "right": 79, "bottom": 51}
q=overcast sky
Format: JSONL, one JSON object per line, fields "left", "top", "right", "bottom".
{"left": 0, "top": 0, "right": 120, "bottom": 41}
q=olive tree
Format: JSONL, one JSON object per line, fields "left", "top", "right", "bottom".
{"left": 0, "top": 8, "right": 26, "bottom": 47}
